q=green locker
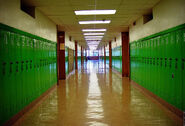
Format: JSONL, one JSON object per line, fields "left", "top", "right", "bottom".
{"left": 182, "top": 28, "right": 185, "bottom": 111}
{"left": 0, "top": 29, "right": 4, "bottom": 124}
{"left": 0, "top": 23, "right": 57, "bottom": 125}
{"left": 34, "top": 40, "right": 38, "bottom": 96}
{"left": 129, "top": 24, "right": 185, "bottom": 111}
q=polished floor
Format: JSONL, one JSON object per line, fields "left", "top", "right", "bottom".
{"left": 14, "top": 60, "right": 180, "bottom": 126}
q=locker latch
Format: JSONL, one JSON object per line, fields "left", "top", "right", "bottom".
{"left": 169, "top": 58, "right": 172, "bottom": 68}
{"left": 10, "top": 62, "right": 13, "bottom": 73}
{"left": 2, "top": 62, "right": 6, "bottom": 75}
{"left": 26, "top": 60, "right": 28, "bottom": 70}
{"left": 172, "top": 73, "right": 174, "bottom": 78}
{"left": 30, "top": 60, "right": 32, "bottom": 69}
{"left": 16, "top": 61, "right": 19, "bottom": 72}
{"left": 175, "top": 58, "right": 178, "bottom": 69}
{"left": 21, "top": 61, "right": 24, "bottom": 71}
{"left": 182, "top": 58, "right": 184, "bottom": 70}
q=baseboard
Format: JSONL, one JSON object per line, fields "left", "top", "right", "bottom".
{"left": 111, "top": 69, "right": 183, "bottom": 125}
{"left": 66, "top": 69, "right": 76, "bottom": 79}
{"left": 130, "top": 80, "right": 183, "bottom": 125}
{"left": 111, "top": 68, "right": 122, "bottom": 78}
{"left": 3, "top": 84, "right": 57, "bottom": 126}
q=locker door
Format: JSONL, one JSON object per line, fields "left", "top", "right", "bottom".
{"left": 173, "top": 30, "right": 182, "bottom": 109}
{"left": 33, "top": 39, "right": 38, "bottom": 98}
{"left": 182, "top": 28, "right": 185, "bottom": 111}
{"left": 0, "top": 29, "right": 6, "bottom": 124}
{"left": 9, "top": 33, "right": 17, "bottom": 116}
{"left": 14, "top": 34, "right": 22, "bottom": 111}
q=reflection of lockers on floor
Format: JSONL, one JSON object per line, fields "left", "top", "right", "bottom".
{"left": 130, "top": 23, "right": 185, "bottom": 111}
{"left": 0, "top": 23, "right": 57, "bottom": 125}
{"left": 112, "top": 46, "right": 122, "bottom": 73}
{"left": 65, "top": 47, "right": 75, "bottom": 75}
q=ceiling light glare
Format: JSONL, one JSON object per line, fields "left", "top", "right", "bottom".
{"left": 82, "top": 29, "right": 107, "bottom": 32}
{"left": 84, "top": 33, "right": 105, "bottom": 35}
{"left": 86, "top": 41, "right": 100, "bottom": 43}
{"left": 79, "top": 20, "right": 111, "bottom": 24}
{"left": 85, "top": 38, "right": 102, "bottom": 40}
{"left": 88, "top": 44, "right": 99, "bottom": 46}
{"left": 84, "top": 36, "right": 104, "bottom": 38}
{"left": 75, "top": 10, "right": 116, "bottom": 15}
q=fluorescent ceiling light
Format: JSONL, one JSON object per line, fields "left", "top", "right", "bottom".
{"left": 84, "top": 33, "right": 105, "bottom": 35}
{"left": 85, "top": 36, "right": 104, "bottom": 38}
{"left": 86, "top": 41, "right": 100, "bottom": 43}
{"left": 75, "top": 10, "right": 116, "bottom": 15}
{"left": 85, "top": 38, "right": 102, "bottom": 40}
{"left": 79, "top": 20, "right": 111, "bottom": 24}
{"left": 82, "top": 29, "right": 107, "bottom": 32}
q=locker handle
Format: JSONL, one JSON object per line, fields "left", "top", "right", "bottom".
{"left": 175, "top": 58, "right": 178, "bottom": 69}
{"left": 10, "top": 62, "right": 13, "bottom": 73}
{"left": 2, "top": 62, "right": 6, "bottom": 75}
{"left": 182, "top": 58, "right": 184, "bottom": 70}
{"left": 169, "top": 58, "right": 172, "bottom": 68}
{"left": 21, "top": 61, "right": 24, "bottom": 71}
{"left": 16, "top": 61, "right": 19, "bottom": 72}
{"left": 30, "top": 60, "right": 32, "bottom": 69}
{"left": 172, "top": 73, "right": 174, "bottom": 78}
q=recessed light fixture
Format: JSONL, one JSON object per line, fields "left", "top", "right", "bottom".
{"left": 84, "top": 33, "right": 105, "bottom": 36}
{"left": 82, "top": 29, "right": 107, "bottom": 32}
{"left": 85, "top": 38, "right": 102, "bottom": 40}
{"left": 86, "top": 41, "right": 101, "bottom": 43}
{"left": 85, "top": 36, "right": 104, "bottom": 38}
{"left": 88, "top": 43, "right": 99, "bottom": 46}
{"left": 79, "top": 20, "right": 111, "bottom": 24}
{"left": 74, "top": 10, "right": 116, "bottom": 15}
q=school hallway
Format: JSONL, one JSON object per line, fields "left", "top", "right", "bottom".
{"left": 12, "top": 60, "right": 180, "bottom": 126}
{"left": 0, "top": 0, "right": 185, "bottom": 125}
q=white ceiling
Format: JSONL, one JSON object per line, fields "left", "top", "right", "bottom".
{"left": 25, "top": 0, "right": 160, "bottom": 48}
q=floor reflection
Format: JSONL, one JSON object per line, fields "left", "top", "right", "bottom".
{"left": 14, "top": 60, "right": 180, "bottom": 126}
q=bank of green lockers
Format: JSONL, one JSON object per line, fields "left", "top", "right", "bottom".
{"left": 0, "top": 23, "right": 57, "bottom": 125}
{"left": 130, "top": 24, "right": 185, "bottom": 111}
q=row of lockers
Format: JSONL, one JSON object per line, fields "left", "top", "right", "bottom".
{"left": 0, "top": 29, "right": 56, "bottom": 62}
{"left": 130, "top": 29, "right": 184, "bottom": 58}
{"left": 130, "top": 24, "right": 185, "bottom": 111}
{"left": 0, "top": 24, "right": 57, "bottom": 125}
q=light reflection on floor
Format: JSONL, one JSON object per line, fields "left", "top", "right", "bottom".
{"left": 14, "top": 60, "right": 180, "bottom": 126}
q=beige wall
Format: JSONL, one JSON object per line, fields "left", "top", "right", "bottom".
{"left": 129, "top": 0, "right": 185, "bottom": 42}
{"left": 112, "top": 33, "right": 122, "bottom": 49}
{"left": 0, "top": 0, "right": 57, "bottom": 41}
{"left": 78, "top": 44, "right": 81, "bottom": 52}
{"left": 65, "top": 32, "right": 75, "bottom": 50}
{"left": 68, "top": 48, "right": 74, "bottom": 73}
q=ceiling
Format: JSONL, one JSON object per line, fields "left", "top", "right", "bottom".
{"left": 24, "top": 0, "right": 160, "bottom": 48}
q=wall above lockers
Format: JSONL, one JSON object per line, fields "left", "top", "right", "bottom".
{"left": 65, "top": 32, "right": 75, "bottom": 50}
{"left": 111, "top": 33, "right": 122, "bottom": 49}
{"left": 129, "top": 0, "right": 185, "bottom": 42}
{"left": 0, "top": 0, "right": 57, "bottom": 42}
